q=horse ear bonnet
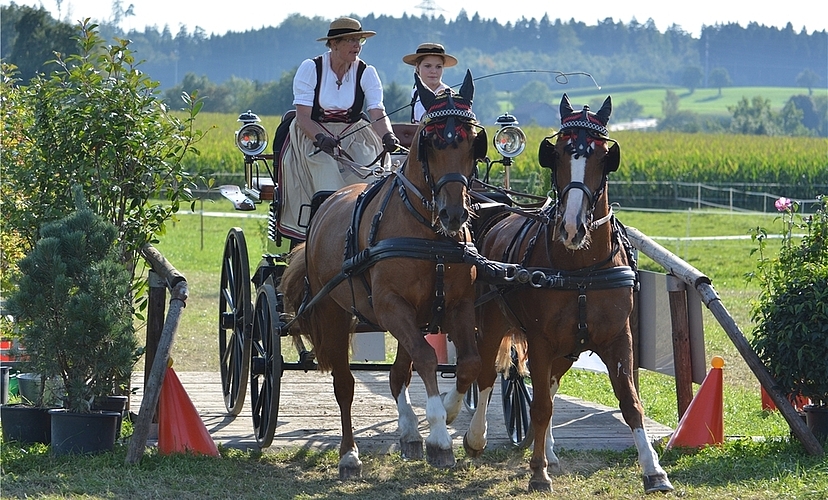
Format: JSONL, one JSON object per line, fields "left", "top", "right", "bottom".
{"left": 605, "top": 142, "right": 620, "bottom": 172}
{"left": 474, "top": 128, "right": 487, "bottom": 160}
{"left": 538, "top": 137, "right": 558, "bottom": 170}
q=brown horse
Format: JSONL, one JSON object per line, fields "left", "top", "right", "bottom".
{"left": 279, "top": 71, "right": 487, "bottom": 478}
{"left": 464, "top": 94, "right": 674, "bottom": 493}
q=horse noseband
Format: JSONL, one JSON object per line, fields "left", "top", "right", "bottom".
{"left": 433, "top": 172, "right": 470, "bottom": 196}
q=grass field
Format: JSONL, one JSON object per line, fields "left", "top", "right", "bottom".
{"left": 548, "top": 84, "right": 821, "bottom": 119}
{"left": 4, "top": 205, "right": 827, "bottom": 500}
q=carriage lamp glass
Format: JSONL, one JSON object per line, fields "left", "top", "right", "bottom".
{"left": 493, "top": 125, "right": 526, "bottom": 158}
{"left": 235, "top": 122, "right": 268, "bottom": 156}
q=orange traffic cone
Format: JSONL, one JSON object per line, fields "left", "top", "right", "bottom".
{"left": 665, "top": 356, "right": 724, "bottom": 450}
{"left": 760, "top": 386, "right": 811, "bottom": 412}
{"left": 158, "top": 361, "right": 219, "bottom": 457}
{"left": 426, "top": 332, "right": 448, "bottom": 364}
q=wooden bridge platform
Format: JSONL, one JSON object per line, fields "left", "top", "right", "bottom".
{"left": 131, "top": 370, "right": 673, "bottom": 454}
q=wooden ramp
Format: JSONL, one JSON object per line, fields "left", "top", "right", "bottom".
{"left": 131, "top": 371, "right": 673, "bottom": 453}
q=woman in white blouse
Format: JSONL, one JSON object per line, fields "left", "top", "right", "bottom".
{"left": 279, "top": 17, "right": 398, "bottom": 240}
{"left": 402, "top": 43, "right": 458, "bottom": 123}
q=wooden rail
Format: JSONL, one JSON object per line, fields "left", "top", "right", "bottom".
{"left": 125, "top": 244, "right": 189, "bottom": 465}
{"left": 625, "top": 226, "right": 824, "bottom": 457}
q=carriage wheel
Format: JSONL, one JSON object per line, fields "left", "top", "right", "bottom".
{"left": 463, "top": 382, "right": 479, "bottom": 413}
{"left": 250, "top": 278, "right": 282, "bottom": 448}
{"left": 218, "top": 228, "right": 252, "bottom": 415}
{"left": 501, "top": 349, "right": 532, "bottom": 447}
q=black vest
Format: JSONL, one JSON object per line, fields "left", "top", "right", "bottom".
{"left": 311, "top": 56, "right": 367, "bottom": 123}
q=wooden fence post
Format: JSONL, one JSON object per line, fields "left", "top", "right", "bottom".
{"left": 666, "top": 274, "right": 693, "bottom": 419}
{"left": 146, "top": 271, "right": 166, "bottom": 390}
{"left": 125, "top": 244, "right": 188, "bottom": 465}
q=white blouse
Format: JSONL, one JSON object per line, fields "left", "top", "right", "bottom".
{"left": 293, "top": 52, "right": 385, "bottom": 112}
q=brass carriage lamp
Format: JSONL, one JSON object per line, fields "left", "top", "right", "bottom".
{"left": 235, "top": 110, "right": 268, "bottom": 156}
{"left": 492, "top": 113, "right": 526, "bottom": 188}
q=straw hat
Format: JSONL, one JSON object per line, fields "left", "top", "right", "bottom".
{"left": 402, "top": 43, "right": 458, "bottom": 67}
{"left": 316, "top": 17, "right": 376, "bottom": 41}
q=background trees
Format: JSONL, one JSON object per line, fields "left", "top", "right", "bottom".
{"left": 1, "top": 4, "right": 825, "bottom": 136}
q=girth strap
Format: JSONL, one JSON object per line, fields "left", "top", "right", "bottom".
{"left": 429, "top": 256, "right": 446, "bottom": 333}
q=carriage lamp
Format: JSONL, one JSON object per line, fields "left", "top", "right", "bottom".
{"left": 492, "top": 113, "right": 526, "bottom": 159}
{"left": 235, "top": 110, "right": 268, "bottom": 156}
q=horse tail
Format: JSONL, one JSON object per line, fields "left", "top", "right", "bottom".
{"left": 278, "top": 243, "right": 314, "bottom": 346}
{"left": 278, "top": 242, "right": 354, "bottom": 372}
{"left": 494, "top": 328, "right": 529, "bottom": 377}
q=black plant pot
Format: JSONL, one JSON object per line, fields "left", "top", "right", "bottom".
{"left": 0, "top": 404, "right": 52, "bottom": 444}
{"left": 92, "top": 395, "right": 128, "bottom": 438}
{"left": 49, "top": 409, "right": 120, "bottom": 456}
{"left": 804, "top": 404, "right": 828, "bottom": 444}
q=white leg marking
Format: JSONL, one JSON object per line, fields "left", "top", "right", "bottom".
{"left": 396, "top": 387, "right": 421, "bottom": 443}
{"left": 632, "top": 428, "right": 666, "bottom": 477}
{"left": 340, "top": 449, "right": 362, "bottom": 470}
{"left": 467, "top": 387, "right": 492, "bottom": 451}
{"left": 443, "top": 388, "right": 463, "bottom": 425}
{"left": 425, "top": 394, "right": 453, "bottom": 449}
{"left": 545, "top": 380, "right": 561, "bottom": 468}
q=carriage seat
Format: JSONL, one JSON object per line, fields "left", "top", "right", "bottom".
{"left": 391, "top": 123, "right": 418, "bottom": 148}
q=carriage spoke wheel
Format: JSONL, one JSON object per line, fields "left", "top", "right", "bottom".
{"left": 219, "top": 228, "right": 252, "bottom": 415}
{"left": 250, "top": 278, "right": 282, "bottom": 448}
{"left": 501, "top": 347, "right": 532, "bottom": 447}
{"left": 463, "top": 382, "right": 479, "bottom": 413}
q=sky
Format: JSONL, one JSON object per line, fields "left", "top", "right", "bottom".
{"left": 3, "top": 0, "right": 827, "bottom": 38}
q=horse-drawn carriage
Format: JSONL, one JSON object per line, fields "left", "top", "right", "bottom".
{"left": 216, "top": 75, "right": 673, "bottom": 493}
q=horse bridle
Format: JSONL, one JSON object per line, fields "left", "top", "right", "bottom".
{"left": 419, "top": 93, "right": 484, "bottom": 196}
{"left": 396, "top": 93, "right": 486, "bottom": 226}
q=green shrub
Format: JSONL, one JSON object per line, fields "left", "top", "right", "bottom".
{"left": 6, "top": 188, "right": 140, "bottom": 412}
{"left": 0, "top": 20, "right": 208, "bottom": 290}
{"left": 749, "top": 195, "right": 828, "bottom": 407}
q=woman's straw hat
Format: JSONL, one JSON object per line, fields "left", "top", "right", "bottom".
{"left": 317, "top": 17, "right": 376, "bottom": 41}
{"left": 402, "top": 43, "right": 458, "bottom": 67}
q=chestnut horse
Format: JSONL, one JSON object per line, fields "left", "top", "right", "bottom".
{"left": 279, "top": 71, "right": 487, "bottom": 478}
{"left": 464, "top": 94, "right": 674, "bottom": 493}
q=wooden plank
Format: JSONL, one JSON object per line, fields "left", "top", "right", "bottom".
{"left": 131, "top": 371, "right": 673, "bottom": 453}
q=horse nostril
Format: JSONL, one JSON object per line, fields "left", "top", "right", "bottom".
{"left": 559, "top": 222, "right": 568, "bottom": 241}
{"left": 439, "top": 208, "right": 450, "bottom": 225}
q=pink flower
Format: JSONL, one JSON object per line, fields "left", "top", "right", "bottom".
{"left": 775, "top": 197, "right": 793, "bottom": 212}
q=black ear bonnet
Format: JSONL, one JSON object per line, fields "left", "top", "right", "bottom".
{"left": 538, "top": 93, "right": 620, "bottom": 173}
{"left": 416, "top": 70, "right": 486, "bottom": 163}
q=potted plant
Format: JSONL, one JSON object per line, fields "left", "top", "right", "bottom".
{"left": 748, "top": 195, "right": 828, "bottom": 443}
{"left": 5, "top": 187, "right": 141, "bottom": 454}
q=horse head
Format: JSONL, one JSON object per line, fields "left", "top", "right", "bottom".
{"left": 411, "top": 70, "right": 487, "bottom": 236}
{"left": 538, "top": 93, "right": 620, "bottom": 250}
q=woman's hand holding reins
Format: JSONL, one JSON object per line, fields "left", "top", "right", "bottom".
{"left": 314, "top": 133, "right": 339, "bottom": 155}
{"left": 382, "top": 132, "right": 400, "bottom": 153}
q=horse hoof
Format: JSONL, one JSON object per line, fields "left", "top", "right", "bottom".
{"left": 548, "top": 461, "right": 563, "bottom": 475}
{"left": 338, "top": 463, "right": 362, "bottom": 480}
{"left": 399, "top": 439, "right": 423, "bottom": 460}
{"left": 426, "top": 443, "right": 456, "bottom": 468}
{"left": 463, "top": 434, "right": 486, "bottom": 458}
{"left": 643, "top": 473, "right": 674, "bottom": 493}
{"left": 462, "top": 433, "right": 485, "bottom": 458}
{"left": 528, "top": 479, "right": 553, "bottom": 493}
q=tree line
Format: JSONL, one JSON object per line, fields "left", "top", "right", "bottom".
{"left": 1, "top": 3, "right": 826, "bottom": 135}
